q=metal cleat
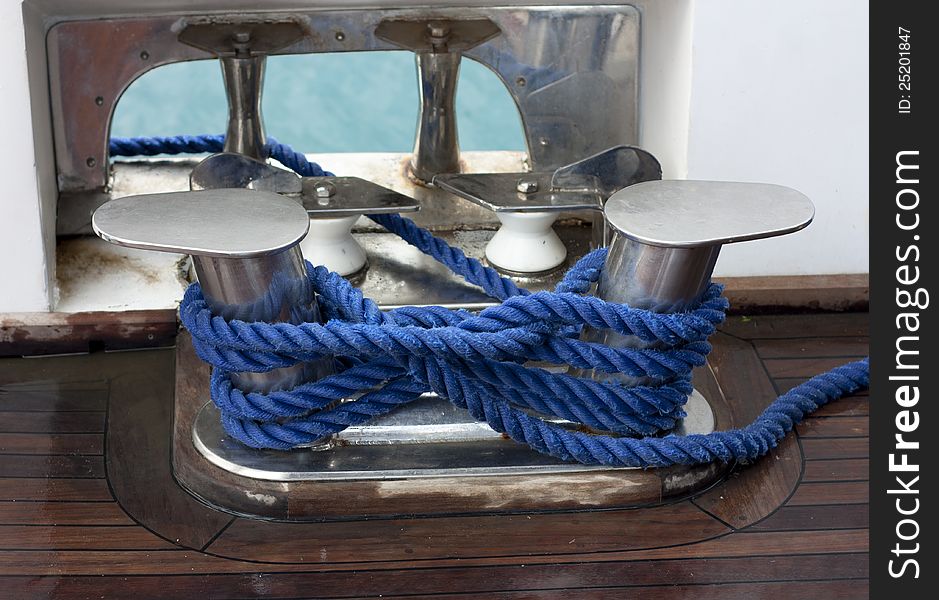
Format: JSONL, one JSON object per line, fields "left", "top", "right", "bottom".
{"left": 297, "top": 177, "right": 419, "bottom": 277}
{"left": 190, "top": 154, "right": 420, "bottom": 277}
{"left": 178, "top": 17, "right": 307, "bottom": 160}
{"left": 584, "top": 180, "right": 815, "bottom": 386}
{"left": 376, "top": 18, "right": 501, "bottom": 184}
{"left": 434, "top": 145, "right": 661, "bottom": 274}
{"left": 92, "top": 189, "right": 335, "bottom": 400}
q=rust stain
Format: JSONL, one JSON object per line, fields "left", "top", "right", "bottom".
{"left": 56, "top": 238, "right": 164, "bottom": 299}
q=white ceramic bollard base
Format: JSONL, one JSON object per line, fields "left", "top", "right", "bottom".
{"left": 485, "top": 212, "right": 567, "bottom": 274}
{"left": 299, "top": 216, "right": 367, "bottom": 277}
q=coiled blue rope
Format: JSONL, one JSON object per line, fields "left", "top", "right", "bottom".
{"left": 109, "top": 134, "right": 870, "bottom": 467}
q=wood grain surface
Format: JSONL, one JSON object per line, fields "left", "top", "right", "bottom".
{"left": 0, "top": 312, "right": 870, "bottom": 599}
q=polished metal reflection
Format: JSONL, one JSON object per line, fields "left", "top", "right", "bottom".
{"left": 191, "top": 389, "right": 717, "bottom": 481}
{"left": 411, "top": 51, "right": 462, "bottom": 183}
{"left": 551, "top": 146, "right": 662, "bottom": 247}
{"left": 603, "top": 180, "right": 815, "bottom": 248}
{"left": 92, "top": 189, "right": 335, "bottom": 395}
{"left": 374, "top": 17, "right": 502, "bottom": 183}
{"left": 599, "top": 238, "right": 721, "bottom": 313}
{"left": 190, "top": 152, "right": 302, "bottom": 194}
{"left": 176, "top": 17, "right": 308, "bottom": 162}
{"left": 45, "top": 4, "right": 639, "bottom": 193}
{"left": 91, "top": 189, "right": 311, "bottom": 258}
{"left": 434, "top": 146, "right": 660, "bottom": 251}
{"left": 583, "top": 180, "right": 815, "bottom": 388}
{"left": 191, "top": 247, "right": 333, "bottom": 393}
{"left": 581, "top": 239, "right": 721, "bottom": 386}
{"left": 434, "top": 171, "right": 602, "bottom": 212}
{"left": 299, "top": 176, "right": 421, "bottom": 216}
{"left": 220, "top": 55, "right": 267, "bottom": 160}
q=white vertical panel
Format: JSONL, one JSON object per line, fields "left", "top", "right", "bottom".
{"left": 0, "top": 1, "right": 49, "bottom": 311}
{"left": 684, "top": 0, "right": 869, "bottom": 276}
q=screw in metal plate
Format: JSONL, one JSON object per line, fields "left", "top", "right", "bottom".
{"left": 427, "top": 22, "right": 450, "bottom": 39}
{"left": 314, "top": 182, "right": 337, "bottom": 205}
{"left": 516, "top": 179, "right": 539, "bottom": 194}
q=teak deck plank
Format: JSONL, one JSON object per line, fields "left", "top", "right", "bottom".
{"left": 0, "top": 525, "right": 177, "bottom": 550}
{"left": 0, "top": 554, "right": 867, "bottom": 599}
{"left": 0, "top": 454, "right": 105, "bottom": 478}
{"left": 802, "top": 458, "right": 869, "bottom": 482}
{"left": 210, "top": 503, "right": 728, "bottom": 563}
{"left": 104, "top": 351, "right": 234, "bottom": 550}
{"left": 0, "top": 501, "right": 135, "bottom": 526}
{"left": 806, "top": 396, "right": 869, "bottom": 417}
{"left": 753, "top": 336, "right": 869, "bottom": 359}
{"left": 797, "top": 416, "right": 869, "bottom": 438}
{"left": 748, "top": 504, "right": 869, "bottom": 531}
{"left": 690, "top": 333, "right": 802, "bottom": 529}
{"left": 787, "top": 481, "right": 869, "bottom": 506}
{"left": 719, "top": 313, "right": 869, "bottom": 339}
{"left": 0, "top": 410, "right": 106, "bottom": 434}
{"left": 800, "top": 437, "right": 869, "bottom": 461}
{"left": 0, "top": 529, "right": 870, "bottom": 576}
{"left": 404, "top": 580, "right": 869, "bottom": 599}
{"left": 0, "top": 312, "right": 870, "bottom": 597}
{"left": 0, "top": 432, "right": 103, "bottom": 455}
{"left": 764, "top": 357, "right": 867, "bottom": 379}
{"left": 0, "top": 477, "right": 113, "bottom": 501}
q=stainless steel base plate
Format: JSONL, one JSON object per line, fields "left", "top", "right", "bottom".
{"left": 192, "top": 390, "right": 716, "bottom": 481}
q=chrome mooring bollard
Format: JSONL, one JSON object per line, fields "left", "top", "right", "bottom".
{"left": 375, "top": 18, "right": 500, "bottom": 184}
{"left": 585, "top": 180, "right": 815, "bottom": 393}
{"left": 178, "top": 19, "right": 308, "bottom": 161}
{"left": 219, "top": 52, "right": 267, "bottom": 161}
{"left": 92, "top": 189, "right": 336, "bottom": 435}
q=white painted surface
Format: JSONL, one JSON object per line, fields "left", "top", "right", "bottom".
{"left": 0, "top": 0, "right": 49, "bottom": 311}
{"left": 486, "top": 212, "right": 567, "bottom": 274}
{"left": 682, "top": 0, "right": 869, "bottom": 277}
{"left": 634, "top": 0, "right": 695, "bottom": 180}
{"left": 300, "top": 216, "right": 368, "bottom": 277}
{"left": 54, "top": 237, "right": 188, "bottom": 313}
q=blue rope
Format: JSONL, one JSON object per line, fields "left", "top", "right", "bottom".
{"left": 110, "top": 134, "right": 871, "bottom": 467}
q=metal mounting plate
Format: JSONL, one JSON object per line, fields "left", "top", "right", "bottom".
{"left": 374, "top": 18, "right": 501, "bottom": 52}
{"left": 434, "top": 172, "right": 603, "bottom": 213}
{"left": 177, "top": 17, "right": 308, "bottom": 56}
{"left": 41, "top": 4, "right": 639, "bottom": 194}
{"left": 190, "top": 152, "right": 302, "bottom": 194}
{"left": 433, "top": 146, "right": 661, "bottom": 213}
{"left": 191, "top": 389, "right": 716, "bottom": 481}
{"left": 300, "top": 176, "right": 421, "bottom": 217}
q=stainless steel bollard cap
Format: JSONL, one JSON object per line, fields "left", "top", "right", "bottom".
{"left": 91, "top": 189, "right": 310, "bottom": 258}
{"left": 604, "top": 180, "right": 815, "bottom": 248}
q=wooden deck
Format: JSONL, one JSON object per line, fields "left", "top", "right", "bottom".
{"left": 0, "top": 313, "right": 869, "bottom": 599}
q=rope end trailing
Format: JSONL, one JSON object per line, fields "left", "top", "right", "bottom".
{"left": 116, "top": 134, "right": 871, "bottom": 468}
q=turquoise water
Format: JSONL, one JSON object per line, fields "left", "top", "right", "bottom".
{"left": 112, "top": 52, "right": 527, "bottom": 153}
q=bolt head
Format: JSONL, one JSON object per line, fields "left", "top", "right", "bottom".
{"left": 314, "top": 183, "right": 336, "bottom": 200}
{"left": 516, "top": 179, "right": 539, "bottom": 194}
{"left": 427, "top": 22, "right": 450, "bottom": 38}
